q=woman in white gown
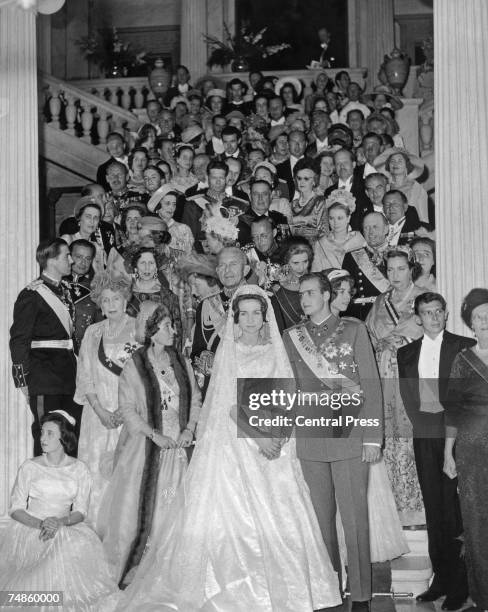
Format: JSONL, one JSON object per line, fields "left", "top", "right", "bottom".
{"left": 75, "top": 273, "right": 138, "bottom": 529}
{"left": 0, "top": 411, "right": 119, "bottom": 611}
{"left": 119, "top": 285, "right": 341, "bottom": 611}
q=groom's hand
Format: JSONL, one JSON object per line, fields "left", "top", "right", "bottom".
{"left": 257, "top": 437, "right": 282, "bottom": 460}
{"left": 362, "top": 444, "right": 381, "bottom": 463}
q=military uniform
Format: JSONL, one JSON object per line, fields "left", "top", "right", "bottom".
{"left": 283, "top": 314, "right": 383, "bottom": 601}
{"left": 10, "top": 275, "right": 80, "bottom": 456}
{"left": 65, "top": 271, "right": 101, "bottom": 349}
{"left": 342, "top": 245, "right": 390, "bottom": 320}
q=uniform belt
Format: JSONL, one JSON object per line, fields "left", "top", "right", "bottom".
{"left": 31, "top": 339, "right": 74, "bottom": 350}
{"left": 353, "top": 296, "right": 377, "bottom": 305}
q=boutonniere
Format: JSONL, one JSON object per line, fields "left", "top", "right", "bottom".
{"left": 123, "top": 342, "right": 138, "bottom": 356}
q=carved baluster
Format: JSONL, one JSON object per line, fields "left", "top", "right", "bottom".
{"left": 107, "top": 86, "right": 119, "bottom": 107}
{"left": 65, "top": 94, "right": 77, "bottom": 136}
{"left": 80, "top": 104, "right": 93, "bottom": 142}
{"left": 419, "top": 111, "right": 434, "bottom": 156}
{"left": 121, "top": 86, "right": 131, "bottom": 111}
{"left": 134, "top": 86, "right": 145, "bottom": 109}
{"left": 49, "top": 88, "right": 61, "bottom": 128}
{"left": 97, "top": 109, "right": 110, "bottom": 148}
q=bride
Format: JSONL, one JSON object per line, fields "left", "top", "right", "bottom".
{"left": 119, "top": 284, "right": 341, "bottom": 611}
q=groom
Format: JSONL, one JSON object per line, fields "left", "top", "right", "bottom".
{"left": 282, "top": 272, "right": 383, "bottom": 609}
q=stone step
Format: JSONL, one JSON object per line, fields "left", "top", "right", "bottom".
{"left": 391, "top": 555, "right": 432, "bottom": 597}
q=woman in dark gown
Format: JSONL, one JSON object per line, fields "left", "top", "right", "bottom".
{"left": 445, "top": 288, "right": 488, "bottom": 611}
{"left": 273, "top": 238, "right": 313, "bottom": 329}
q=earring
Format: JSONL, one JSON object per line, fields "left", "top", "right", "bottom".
{"left": 153, "top": 271, "right": 158, "bottom": 279}
{"left": 134, "top": 270, "right": 140, "bottom": 279}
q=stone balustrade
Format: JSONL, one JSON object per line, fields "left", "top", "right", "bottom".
{"left": 40, "top": 72, "right": 142, "bottom": 149}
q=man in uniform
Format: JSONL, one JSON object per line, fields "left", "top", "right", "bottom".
{"left": 342, "top": 211, "right": 391, "bottom": 320}
{"left": 10, "top": 238, "right": 79, "bottom": 455}
{"left": 66, "top": 238, "right": 100, "bottom": 348}
{"left": 191, "top": 247, "right": 249, "bottom": 394}
{"left": 283, "top": 272, "right": 383, "bottom": 610}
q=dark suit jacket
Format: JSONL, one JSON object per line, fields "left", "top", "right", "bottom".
{"left": 397, "top": 331, "right": 476, "bottom": 437}
{"left": 238, "top": 209, "right": 289, "bottom": 247}
{"left": 275, "top": 157, "right": 308, "bottom": 200}
{"left": 58, "top": 219, "right": 116, "bottom": 256}
{"left": 324, "top": 167, "right": 372, "bottom": 231}
{"left": 396, "top": 207, "right": 421, "bottom": 244}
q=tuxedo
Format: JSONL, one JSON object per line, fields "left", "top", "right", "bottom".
{"left": 224, "top": 100, "right": 252, "bottom": 116}
{"left": 324, "top": 166, "right": 372, "bottom": 230}
{"left": 398, "top": 331, "right": 475, "bottom": 598}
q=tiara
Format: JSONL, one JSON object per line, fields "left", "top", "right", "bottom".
{"left": 50, "top": 410, "right": 76, "bottom": 426}
{"left": 385, "top": 245, "right": 415, "bottom": 262}
{"left": 324, "top": 189, "right": 356, "bottom": 213}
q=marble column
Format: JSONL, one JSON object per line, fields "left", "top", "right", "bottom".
{"left": 353, "top": 0, "right": 394, "bottom": 88}
{"left": 0, "top": 3, "right": 40, "bottom": 520}
{"left": 180, "top": 0, "right": 209, "bottom": 82}
{"left": 435, "top": 0, "right": 488, "bottom": 334}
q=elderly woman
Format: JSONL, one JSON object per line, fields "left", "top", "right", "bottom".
{"left": 312, "top": 190, "right": 365, "bottom": 271}
{"left": 127, "top": 147, "right": 149, "bottom": 194}
{"left": 75, "top": 273, "right": 138, "bottom": 528}
{"left": 445, "top": 289, "right": 488, "bottom": 611}
{"left": 169, "top": 143, "right": 198, "bottom": 192}
{"left": 366, "top": 247, "right": 426, "bottom": 526}
{"left": 289, "top": 158, "right": 327, "bottom": 242}
{"left": 61, "top": 198, "right": 105, "bottom": 273}
{"left": 374, "top": 147, "right": 429, "bottom": 225}
{"left": 273, "top": 237, "right": 313, "bottom": 328}
{"left": 411, "top": 236, "right": 436, "bottom": 292}
{"left": 98, "top": 304, "right": 201, "bottom": 587}
{"left": 0, "top": 411, "right": 120, "bottom": 608}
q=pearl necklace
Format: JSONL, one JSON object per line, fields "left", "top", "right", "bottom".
{"left": 104, "top": 314, "right": 128, "bottom": 339}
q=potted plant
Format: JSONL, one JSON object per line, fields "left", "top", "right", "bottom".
{"left": 77, "top": 27, "right": 147, "bottom": 78}
{"left": 203, "top": 23, "right": 290, "bottom": 72}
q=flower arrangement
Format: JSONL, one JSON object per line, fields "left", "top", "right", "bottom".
{"left": 203, "top": 23, "right": 290, "bottom": 68}
{"left": 77, "top": 27, "right": 147, "bottom": 77}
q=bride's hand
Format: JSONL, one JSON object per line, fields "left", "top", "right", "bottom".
{"left": 256, "top": 437, "right": 281, "bottom": 460}
{"left": 152, "top": 433, "right": 177, "bottom": 450}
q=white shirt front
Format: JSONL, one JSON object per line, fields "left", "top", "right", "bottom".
{"left": 338, "top": 175, "right": 353, "bottom": 191}
{"left": 315, "top": 136, "right": 329, "bottom": 153}
{"left": 418, "top": 331, "right": 444, "bottom": 380}
{"left": 289, "top": 155, "right": 302, "bottom": 173}
{"left": 387, "top": 217, "right": 406, "bottom": 246}
{"left": 270, "top": 116, "right": 286, "bottom": 127}
{"left": 211, "top": 137, "right": 224, "bottom": 155}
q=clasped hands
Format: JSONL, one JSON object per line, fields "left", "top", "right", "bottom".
{"left": 256, "top": 436, "right": 285, "bottom": 460}
{"left": 39, "top": 516, "right": 61, "bottom": 541}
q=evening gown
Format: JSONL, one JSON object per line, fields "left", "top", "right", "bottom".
{"left": 0, "top": 457, "right": 119, "bottom": 611}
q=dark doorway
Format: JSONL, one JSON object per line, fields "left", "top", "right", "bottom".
{"left": 236, "top": 0, "right": 348, "bottom": 70}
